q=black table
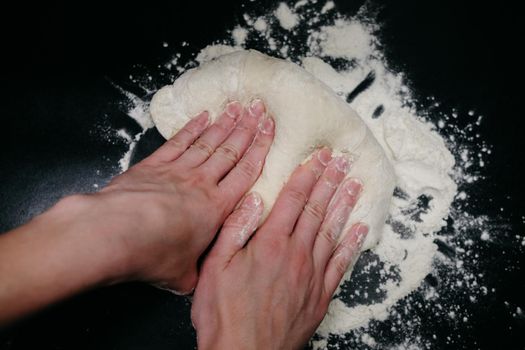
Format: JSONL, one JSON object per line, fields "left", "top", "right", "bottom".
{"left": 1, "top": 1, "right": 523, "bottom": 349}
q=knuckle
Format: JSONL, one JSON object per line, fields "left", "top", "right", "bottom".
{"left": 236, "top": 159, "right": 261, "bottom": 179}
{"left": 235, "top": 124, "right": 255, "bottom": 134}
{"left": 222, "top": 220, "right": 245, "bottom": 231}
{"left": 239, "top": 125, "right": 258, "bottom": 140}
{"left": 304, "top": 200, "right": 326, "bottom": 222}
{"left": 179, "top": 126, "right": 198, "bottom": 139}
{"left": 166, "top": 138, "right": 185, "bottom": 150}
{"left": 191, "top": 139, "right": 214, "bottom": 158}
{"left": 216, "top": 144, "right": 240, "bottom": 164}
{"left": 214, "top": 119, "right": 234, "bottom": 133}
{"left": 186, "top": 170, "right": 212, "bottom": 188}
{"left": 322, "top": 177, "right": 338, "bottom": 191}
{"left": 319, "top": 227, "right": 338, "bottom": 247}
{"left": 286, "top": 188, "right": 308, "bottom": 207}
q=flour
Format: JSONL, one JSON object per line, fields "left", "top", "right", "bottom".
{"left": 309, "top": 19, "right": 376, "bottom": 61}
{"left": 113, "top": 88, "right": 152, "bottom": 172}
{"left": 253, "top": 17, "right": 268, "bottom": 32}
{"left": 232, "top": 26, "right": 249, "bottom": 46}
{"left": 118, "top": 140, "right": 137, "bottom": 172}
{"left": 321, "top": 1, "right": 335, "bottom": 14}
{"left": 120, "top": 90, "right": 154, "bottom": 131}
{"left": 275, "top": 2, "right": 299, "bottom": 30}
{"left": 112, "top": 0, "right": 507, "bottom": 348}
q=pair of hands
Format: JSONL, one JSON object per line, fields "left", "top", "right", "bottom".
{"left": 82, "top": 100, "right": 366, "bottom": 348}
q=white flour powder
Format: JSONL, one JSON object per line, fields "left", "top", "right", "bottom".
{"left": 274, "top": 2, "right": 299, "bottom": 30}
{"left": 109, "top": 1, "right": 514, "bottom": 349}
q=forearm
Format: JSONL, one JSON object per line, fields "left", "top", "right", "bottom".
{"left": 0, "top": 195, "right": 127, "bottom": 326}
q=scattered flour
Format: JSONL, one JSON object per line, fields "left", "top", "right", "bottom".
{"left": 253, "top": 17, "right": 268, "bottom": 32}
{"left": 232, "top": 26, "right": 249, "bottom": 46}
{"left": 112, "top": 87, "right": 153, "bottom": 172}
{"left": 116, "top": 129, "right": 132, "bottom": 143}
{"left": 118, "top": 140, "right": 137, "bottom": 172}
{"left": 309, "top": 19, "right": 376, "bottom": 61}
{"left": 275, "top": 2, "right": 299, "bottom": 30}
{"left": 125, "top": 95, "right": 153, "bottom": 131}
{"left": 110, "top": 0, "right": 513, "bottom": 348}
{"left": 321, "top": 1, "right": 335, "bottom": 14}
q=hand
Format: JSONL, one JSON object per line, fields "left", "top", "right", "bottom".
{"left": 81, "top": 99, "right": 274, "bottom": 293}
{"left": 191, "top": 148, "right": 368, "bottom": 350}
{"left": 0, "top": 100, "right": 275, "bottom": 325}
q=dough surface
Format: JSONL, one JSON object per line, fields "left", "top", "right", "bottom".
{"left": 150, "top": 50, "right": 395, "bottom": 250}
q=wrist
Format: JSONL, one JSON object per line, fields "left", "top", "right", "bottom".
{"left": 197, "top": 330, "right": 240, "bottom": 350}
{"left": 44, "top": 194, "right": 132, "bottom": 286}
{"left": 197, "top": 325, "right": 273, "bottom": 350}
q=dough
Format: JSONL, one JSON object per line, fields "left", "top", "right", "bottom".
{"left": 150, "top": 50, "right": 395, "bottom": 250}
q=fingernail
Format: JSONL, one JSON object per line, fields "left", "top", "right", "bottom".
{"left": 242, "top": 192, "right": 262, "bottom": 209}
{"left": 317, "top": 148, "right": 332, "bottom": 166}
{"left": 225, "top": 101, "right": 242, "bottom": 120}
{"left": 249, "top": 99, "right": 266, "bottom": 118}
{"left": 258, "top": 117, "right": 275, "bottom": 135}
{"left": 344, "top": 178, "right": 363, "bottom": 197}
{"left": 334, "top": 156, "right": 350, "bottom": 173}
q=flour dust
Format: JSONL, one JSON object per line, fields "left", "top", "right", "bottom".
{"left": 104, "top": 1, "right": 519, "bottom": 349}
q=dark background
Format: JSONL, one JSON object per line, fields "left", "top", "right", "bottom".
{"left": 0, "top": 1, "right": 523, "bottom": 349}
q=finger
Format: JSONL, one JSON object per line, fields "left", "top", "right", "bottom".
{"left": 218, "top": 116, "right": 275, "bottom": 207}
{"left": 323, "top": 223, "right": 369, "bottom": 297}
{"left": 202, "top": 99, "right": 265, "bottom": 181}
{"left": 313, "top": 178, "right": 362, "bottom": 271}
{"left": 145, "top": 111, "right": 210, "bottom": 164}
{"left": 263, "top": 148, "right": 332, "bottom": 236}
{"left": 210, "top": 192, "right": 264, "bottom": 264}
{"left": 292, "top": 156, "right": 349, "bottom": 249}
{"left": 175, "top": 101, "right": 242, "bottom": 168}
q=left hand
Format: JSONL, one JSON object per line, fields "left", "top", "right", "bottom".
{"left": 76, "top": 100, "right": 274, "bottom": 293}
{"left": 0, "top": 100, "right": 275, "bottom": 325}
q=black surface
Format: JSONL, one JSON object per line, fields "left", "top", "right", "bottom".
{"left": 0, "top": 1, "right": 524, "bottom": 349}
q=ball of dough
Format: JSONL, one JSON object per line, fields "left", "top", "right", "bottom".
{"left": 150, "top": 49, "right": 395, "bottom": 251}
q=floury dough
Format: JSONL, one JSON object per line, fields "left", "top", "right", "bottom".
{"left": 150, "top": 50, "right": 396, "bottom": 251}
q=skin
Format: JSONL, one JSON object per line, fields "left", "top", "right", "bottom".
{"left": 0, "top": 99, "right": 369, "bottom": 349}
{"left": 192, "top": 148, "right": 368, "bottom": 349}
{"left": 0, "top": 99, "right": 274, "bottom": 325}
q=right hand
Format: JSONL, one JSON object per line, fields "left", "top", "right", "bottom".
{"left": 191, "top": 148, "right": 368, "bottom": 349}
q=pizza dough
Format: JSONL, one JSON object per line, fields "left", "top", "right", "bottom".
{"left": 150, "top": 49, "right": 395, "bottom": 250}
